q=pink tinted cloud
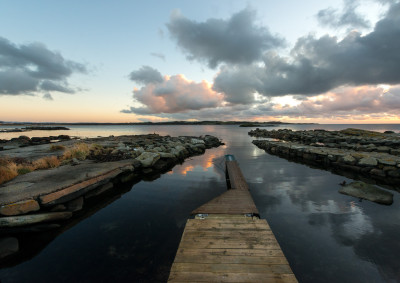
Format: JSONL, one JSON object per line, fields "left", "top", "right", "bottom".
{"left": 130, "top": 74, "right": 223, "bottom": 114}
{"left": 298, "top": 86, "right": 400, "bottom": 115}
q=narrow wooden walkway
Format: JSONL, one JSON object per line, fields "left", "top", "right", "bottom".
{"left": 168, "top": 156, "right": 297, "bottom": 282}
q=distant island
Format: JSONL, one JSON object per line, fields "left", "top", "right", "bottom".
{"left": 0, "top": 126, "right": 70, "bottom": 133}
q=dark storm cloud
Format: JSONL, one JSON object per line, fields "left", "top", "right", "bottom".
{"left": 129, "top": 65, "right": 164, "bottom": 84}
{"left": 317, "top": 0, "right": 370, "bottom": 29}
{"left": 0, "top": 37, "right": 86, "bottom": 95}
{"left": 214, "top": 2, "right": 400, "bottom": 99}
{"left": 166, "top": 8, "right": 285, "bottom": 68}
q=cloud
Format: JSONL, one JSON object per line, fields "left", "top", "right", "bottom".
{"left": 214, "top": 2, "right": 400, "bottom": 99}
{"left": 166, "top": 8, "right": 284, "bottom": 68}
{"left": 213, "top": 65, "right": 264, "bottom": 104}
{"left": 129, "top": 65, "right": 163, "bottom": 84}
{"left": 43, "top": 93, "right": 54, "bottom": 101}
{"left": 123, "top": 68, "right": 223, "bottom": 114}
{"left": 317, "top": 0, "right": 370, "bottom": 29}
{"left": 0, "top": 37, "right": 86, "bottom": 96}
{"left": 243, "top": 85, "right": 400, "bottom": 119}
{"left": 150, "top": 52, "right": 166, "bottom": 61}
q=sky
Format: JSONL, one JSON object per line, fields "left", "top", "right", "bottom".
{"left": 1, "top": 0, "right": 400, "bottom": 123}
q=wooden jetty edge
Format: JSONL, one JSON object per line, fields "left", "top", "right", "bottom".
{"left": 168, "top": 155, "right": 297, "bottom": 282}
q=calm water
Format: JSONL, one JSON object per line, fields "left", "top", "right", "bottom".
{"left": 1, "top": 124, "right": 400, "bottom": 282}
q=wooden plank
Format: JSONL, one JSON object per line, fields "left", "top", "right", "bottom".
{"left": 171, "top": 263, "right": 293, "bottom": 274}
{"left": 178, "top": 240, "right": 281, "bottom": 250}
{"left": 187, "top": 218, "right": 268, "bottom": 224}
{"left": 174, "top": 253, "right": 289, "bottom": 265}
{"left": 226, "top": 160, "right": 249, "bottom": 190}
{"left": 192, "top": 189, "right": 258, "bottom": 215}
{"left": 176, "top": 248, "right": 285, "bottom": 257}
{"left": 169, "top": 272, "right": 297, "bottom": 283}
{"left": 182, "top": 230, "right": 275, "bottom": 238}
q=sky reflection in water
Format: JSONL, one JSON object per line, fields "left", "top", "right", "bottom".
{"left": 1, "top": 125, "right": 400, "bottom": 282}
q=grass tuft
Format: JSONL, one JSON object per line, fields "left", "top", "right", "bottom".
{"left": 50, "top": 144, "right": 66, "bottom": 151}
{"left": 63, "top": 143, "right": 90, "bottom": 161}
{"left": 33, "top": 156, "right": 61, "bottom": 169}
{"left": 0, "top": 162, "right": 18, "bottom": 185}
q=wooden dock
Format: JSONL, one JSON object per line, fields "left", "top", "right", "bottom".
{"left": 168, "top": 155, "right": 297, "bottom": 282}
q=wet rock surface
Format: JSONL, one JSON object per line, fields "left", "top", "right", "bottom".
{"left": 251, "top": 128, "right": 400, "bottom": 188}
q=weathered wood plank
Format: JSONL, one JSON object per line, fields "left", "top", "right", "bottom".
{"left": 185, "top": 218, "right": 269, "bottom": 224}
{"left": 192, "top": 189, "right": 258, "bottom": 215}
{"left": 226, "top": 160, "right": 249, "bottom": 190}
{"left": 171, "top": 263, "right": 293, "bottom": 274}
{"left": 176, "top": 248, "right": 285, "bottom": 257}
{"left": 182, "top": 230, "right": 275, "bottom": 238}
{"left": 174, "top": 253, "right": 289, "bottom": 265}
{"left": 178, "top": 240, "right": 281, "bottom": 250}
{"left": 169, "top": 272, "right": 297, "bottom": 283}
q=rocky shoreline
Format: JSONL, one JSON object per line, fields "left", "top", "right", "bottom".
{"left": 0, "top": 133, "right": 223, "bottom": 260}
{"left": 250, "top": 128, "right": 400, "bottom": 189}
{"left": 0, "top": 134, "right": 72, "bottom": 150}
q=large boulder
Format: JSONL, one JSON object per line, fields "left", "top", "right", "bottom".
{"left": 358, "top": 157, "right": 378, "bottom": 167}
{"left": 136, "top": 152, "right": 160, "bottom": 168}
{"left": 339, "top": 181, "right": 393, "bottom": 205}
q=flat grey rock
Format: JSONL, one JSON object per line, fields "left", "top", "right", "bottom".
{"left": 339, "top": 181, "right": 393, "bottom": 205}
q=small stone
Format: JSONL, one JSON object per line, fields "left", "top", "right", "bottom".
{"left": 191, "top": 138, "right": 205, "bottom": 144}
{"left": 159, "top": 152, "right": 176, "bottom": 159}
{"left": 71, "top": 158, "right": 80, "bottom": 166}
{"left": 377, "top": 146, "right": 391, "bottom": 153}
{"left": 358, "top": 157, "right": 378, "bottom": 167}
{"left": 0, "top": 237, "right": 19, "bottom": 259}
{"left": 370, "top": 168, "right": 386, "bottom": 177}
{"left": 0, "top": 199, "right": 40, "bottom": 216}
{"left": 378, "top": 158, "right": 397, "bottom": 166}
{"left": 341, "top": 155, "right": 356, "bottom": 165}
